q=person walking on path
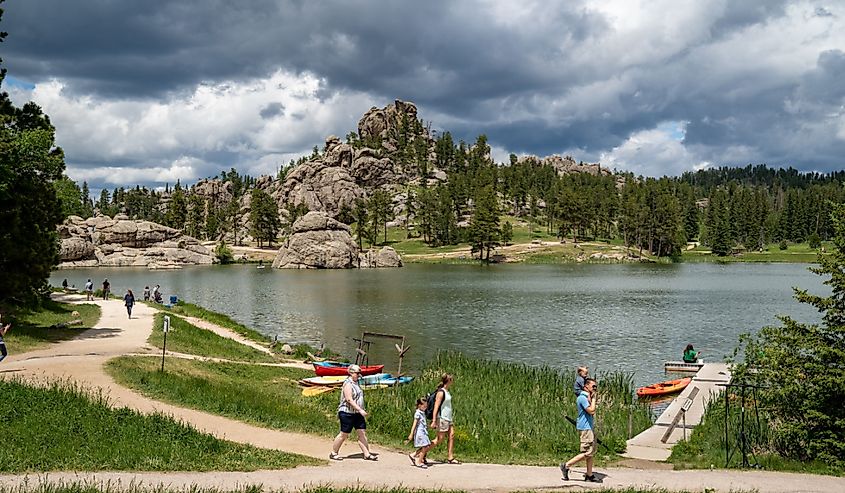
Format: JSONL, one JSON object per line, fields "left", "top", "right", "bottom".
{"left": 124, "top": 289, "right": 135, "bottom": 319}
{"left": 0, "top": 314, "right": 12, "bottom": 363}
{"left": 561, "top": 378, "right": 600, "bottom": 483}
{"left": 430, "top": 373, "right": 460, "bottom": 464}
{"left": 85, "top": 279, "right": 94, "bottom": 301}
{"left": 573, "top": 366, "right": 589, "bottom": 397}
{"left": 102, "top": 279, "right": 110, "bottom": 300}
{"left": 406, "top": 397, "right": 432, "bottom": 468}
{"left": 330, "top": 364, "right": 378, "bottom": 461}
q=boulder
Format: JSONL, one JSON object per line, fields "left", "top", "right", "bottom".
{"left": 272, "top": 212, "right": 359, "bottom": 269}
{"left": 359, "top": 246, "right": 403, "bottom": 268}
{"left": 60, "top": 237, "right": 95, "bottom": 261}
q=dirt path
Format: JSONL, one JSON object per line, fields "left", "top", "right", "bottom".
{"left": 2, "top": 296, "right": 843, "bottom": 492}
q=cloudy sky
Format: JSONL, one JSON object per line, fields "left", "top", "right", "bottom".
{"left": 3, "top": 0, "right": 845, "bottom": 192}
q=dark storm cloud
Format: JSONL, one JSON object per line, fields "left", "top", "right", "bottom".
{"left": 3, "top": 1, "right": 845, "bottom": 175}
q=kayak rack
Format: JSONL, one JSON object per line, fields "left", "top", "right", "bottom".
{"left": 353, "top": 331, "right": 410, "bottom": 378}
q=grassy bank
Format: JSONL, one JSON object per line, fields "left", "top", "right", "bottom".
{"left": 148, "top": 312, "right": 275, "bottom": 363}
{"left": 3, "top": 300, "right": 100, "bottom": 353}
{"left": 0, "top": 378, "right": 316, "bottom": 472}
{"left": 107, "top": 351, "right": 651, "bottom": 465}
{"left": 669, "top": 391, "right": 842, "bottom": 476}
{"left": 155, "top": 301, "right": 267, "bottom": 344}
{"left": 682, "top": 242, "right": 824, "bottom": 263}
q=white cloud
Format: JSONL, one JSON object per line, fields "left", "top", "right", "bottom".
{"left": 599, "top": 121, "right": 709, "bottom": 176}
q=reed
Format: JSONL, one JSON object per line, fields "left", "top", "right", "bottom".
{"left": 109, "top": 350, "right": 651, "bottom": 465}
{"left": 148, "top": 313, "right": 276, "bottom": 363}
{"left": 0, "top": 378, "right": 316, "bottom": 472}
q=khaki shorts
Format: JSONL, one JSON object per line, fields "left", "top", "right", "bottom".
{"left": 579, "top": 429, "right": 597, "bottom": 456}
{"left": 437, "top": 418, "right": 453, "bottom": 433}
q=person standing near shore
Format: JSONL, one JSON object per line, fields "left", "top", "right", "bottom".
{"left": 561, "top": 378, "right": 600, "bottom": 483}
{"left": 102, "top": 278, "right": 110, "bottom": 300}
{"left": 430, "top": 373, "right": 460, "bottom": 464}
{"left": 143, "top": 286, "right": 151, "bottom": 301}
{"left": 62, "top": 278, "right": 68, "bottom": 290}
{"left": 330, "top": 364, "right": 378, "bottom": 461}
{"left": 0, "top": 314, "right": 12, "bottom": 363}
{"left": 85, "top": 279, "right": 94, "bottom": 301}
{"left": 124, "top": 289, "right": 135, "bottom": 319}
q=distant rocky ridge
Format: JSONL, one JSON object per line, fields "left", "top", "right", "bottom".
{"left": 58, "top": 214, "right": 213, "bottom": 268}
{"left": 272, "top": 212, "right": 402, "bottom": 269}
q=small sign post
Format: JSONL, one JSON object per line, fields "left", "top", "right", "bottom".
{"left": 161, "top": 315, "right": 170, "bottom": 372}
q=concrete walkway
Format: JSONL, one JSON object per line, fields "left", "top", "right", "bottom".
{"left": 625, "top": 363, "right": 732, "bottom": 461}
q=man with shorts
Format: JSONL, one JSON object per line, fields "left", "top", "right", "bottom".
{"left": 561, "top": 378, "right": 600, "bottom": 482}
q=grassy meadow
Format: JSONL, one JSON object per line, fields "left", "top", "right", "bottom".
{"left": 0, "top": 378, "right": 317, "bottom": 472}
{"left": 2, "top": 300, "right": 100, "bottom": 353}
{"left": 148, "top": 312, "right": 275, "bottom": 363}
{"left": 154, "top": 301, "right": 268, "bottom": 343}
{"left": 107, "top": 351, "right": 651, "bottom": 465}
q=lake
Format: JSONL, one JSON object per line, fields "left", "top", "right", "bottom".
{"left": 52, "top": 262, "right": 824, "bottom": 387}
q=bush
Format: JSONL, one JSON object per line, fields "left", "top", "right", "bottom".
{"left": 778, "top": 239, "right": 788, "bottom": 250}
{"left": 214, "top": 240, "right": 235, "bottom": 264}
{"left": 808, "top": 232, "right": 821, "bottom": 249}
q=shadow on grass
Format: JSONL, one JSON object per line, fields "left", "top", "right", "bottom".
{"left": 4, "top": 299, "right": 101, "bottom": 353}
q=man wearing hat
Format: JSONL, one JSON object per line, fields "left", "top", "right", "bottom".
{"left": 329, "top": 364, "right": 379, "bottom": 461}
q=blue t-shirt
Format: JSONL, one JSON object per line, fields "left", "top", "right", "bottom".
{"left": 576, "top": 391, "right": 594, "bottom": 430}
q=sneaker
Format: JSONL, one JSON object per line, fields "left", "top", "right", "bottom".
{"left": 329, "top": 452, "right": 342, "bottom": 461}
{"left": 584, "top": 474, "right": 602, "bottom": 483}
{"left": 560, "top": 463, "right": 570, "bottom": 481}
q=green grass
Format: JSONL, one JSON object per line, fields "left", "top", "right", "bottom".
{"left": 3, "top": 300, "right": 101, "bottom": 353}
{"left": 148, "top": 313, "right": 276, "bottom": 363}
{"left": 0, "top": 378, "right": 317, "bottom": 472}
{"left": 107, "top": 351, "right": 651, "bottom": 465}
{"left": 682, "top": 241, "right": 829, "bottom": 263}
{"left": 155, "top": 301, "right": 268, "bottom": 344}
{"left": 669, "top": 391, "right": 843, "bottom": 476}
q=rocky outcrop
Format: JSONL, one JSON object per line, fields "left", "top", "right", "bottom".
{"left": 272, "top": 212, "right": 402, "bottom": 269}
{"left": 359, "top": 246, "right": 403, "bottom": 268}
{"left": 58, "top": 215, "right": 213, "bottom": 268}
{"left": 517, "top": 155, "right": 611, "bottom": 177}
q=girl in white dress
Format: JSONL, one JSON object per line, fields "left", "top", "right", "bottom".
{"left": 406, "top": 397, "right": 432, "bottom": 468}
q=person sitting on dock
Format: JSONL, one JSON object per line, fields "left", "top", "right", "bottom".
{"left": 573, "top": 366, "right": 589, "bottom": 397}
{"left": 683, "top": 344, "right": 701, "bottom": 363}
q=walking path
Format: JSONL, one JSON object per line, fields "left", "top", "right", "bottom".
{"left": 625, "top": 363, "right": 732, "bottom": 461}
{"left": 2, "top": 296, "right": 843, "bottom": 493}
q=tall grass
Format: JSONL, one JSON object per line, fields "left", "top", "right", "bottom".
{"left": 155, "top": 301, "right": 267, "bottom": 343}
{"left": 108, "top": 351, "right": 651, "bottom": 465}
{"left": 149, "top": 313, "right": 275, "bottom": 363}
{"left": 669, "top": 390, "right": 842, "bottom": 476}
{"left": 0, "top": 378, "right": 316, "bottom": 472}
{"left": 4, "top": 301, "right": 101, "bottom": 353}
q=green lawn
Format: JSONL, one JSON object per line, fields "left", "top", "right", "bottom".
{"left": 154, "top": 301, "right": 268, "bottom": 344}
{"left": 107, "top": 351, "right": 651, "bottom": 466}
{"left": 0, "top": 378, "right": 317, "bottom": 472}
{"left": 3, "top": 300, "right": 101, "bottom": 353}
{"left": 148, "top": 313, "right": 276, "bottom": 363}
{"left": 683, "top": 241, "right": 827, "bottom": 263}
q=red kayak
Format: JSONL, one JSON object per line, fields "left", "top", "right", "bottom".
{"left": 636, "top": 377, "right": 692, "bottom": 398}
{"left": 313, "top": 361, "right": 385, "bottom": 377}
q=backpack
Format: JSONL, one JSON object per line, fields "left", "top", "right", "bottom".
{"left": 425, "top": 388, "right": 443, "bottom": 420}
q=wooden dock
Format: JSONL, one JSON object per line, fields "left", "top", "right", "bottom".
{"left": 623, "top": 362, "right": 731, "bottom": 461}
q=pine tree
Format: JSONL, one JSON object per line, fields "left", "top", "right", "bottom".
{"left": 468, "top": 185, "right": 501, "bottom": 262}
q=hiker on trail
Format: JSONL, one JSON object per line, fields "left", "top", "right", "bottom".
{"left": 102, "top": 278, "right": 110, "bottom": 300}
{"left": 683, "top": 344, "right": 701, "bottom": 363}
{"left": 143, "top": 286, "right": 151, "bottom": 301}
{"left": 406, "top": 397, "right": 432, "bottom": 468}
{"left": 62, "top": 278, "right": 68, "bottom": 290}
{"left": 330, "top": 364, "right": 378, "bottom": 461}
{"left": 124, "top": 289, "right": 135, "bottom": 319}
{"left": 85, "top": 279, "right": 94, "bottom": 301}
{"left": 152, "top": 284, "right": 162, "bottom": 303}
{"left": 561, "top": 378, "right": 600, "bottom": 483}
{"left": 573, "top": 366, "right": 589, "bottom": 396}
{"left": 429, "top": 373, "right": 460, "bottom": 464}
{"left": 0, "top": 314, "right": 12, "bottom": 363}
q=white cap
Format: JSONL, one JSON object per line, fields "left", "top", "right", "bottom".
{"left": 348, "top": 364, "right": 361, "bottom": 374}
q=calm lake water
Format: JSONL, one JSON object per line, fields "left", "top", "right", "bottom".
{"left": 52, "top": 263, "right": 824, "bottom": 388}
